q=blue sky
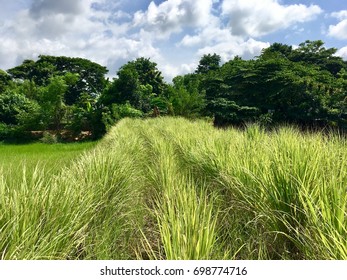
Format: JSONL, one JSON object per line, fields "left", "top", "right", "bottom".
{"left": 0, "top": 0, "right": 347, "bottom": 81}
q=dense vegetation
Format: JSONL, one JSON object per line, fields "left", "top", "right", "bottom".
{"left": 1, "top": 117, "right": 346, "bottom": 259}
{"left": 1, "top": 40, "right": 347, "bottom": 142}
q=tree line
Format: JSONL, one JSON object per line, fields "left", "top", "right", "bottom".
{"left": 0, "top": 40, "right": 347, "bottom": 142}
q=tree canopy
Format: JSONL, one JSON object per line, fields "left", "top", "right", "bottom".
{"left": 203, "top": 41, "right": 347, "bottom": 128}
{"left": 8, "top": 55, "right": 108, "bottom": 105}
{"left": 100, "top": 57, "right": 165, "bottom": 112}
{"left": 1, "top": 40, "right": 347, "bottom": 142}
{"left": 196, "top": 53, "right": 221, "bottom": 74}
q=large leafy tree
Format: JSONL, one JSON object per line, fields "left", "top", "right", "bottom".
{"left": 0, "top": 90, "right": 41, "bottom": 128}
{"left": 8, "top": 55, "right": 108, "bottom": 105}
{"left": 203, "top": 43, "right": 346, "bottom": 127}
{"left": 39, "top": 76, "right": 68, "bottom": 130}
{"left": 290, "top": 40, "right": 347, "bottom": 76}
{"left": 253, "top": 55, "right": 333, "bottom": 124}
{"left": 196, "top": 53, "right": 221, "bottom": 74}
{"left": 164, "top": 74, "right": 205, "bottom": 118}
{"left": 130, "top": 57, "right": 165, "bottom": 96}
{"left": 263, "top": 40, "right": 346, "bottom": 77}
{"left": 6, "top": 60, "right": 42, "bottom": 83}
{"left": 203, "top": 57, "right": 260, "bottom": 125}
{"left": 0, "top": 70, "right": 12, "bottom": 93}
{"left": 100, "top": 57, "right": 165, "bottom": 112}
{"left": 261, "top": 43, "right": 293, "bottom": 59}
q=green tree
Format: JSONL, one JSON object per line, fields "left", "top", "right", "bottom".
{"left": 203, "top": 45, "right": 343, "bottom": 128}
{"left": 39, "top": 76, "right": 68, "bottom": 130}
{"left": 8, "top": 55, "right": 108, "bottom": 105}
{"left": 291, "top": 40, "right": 345, "bottom": 76}
{"left": 262, "top": 41, "right": 347, "bottom": 77}
{"left": 0, "top": 90, "right": 41, "bottom": 128}
{"left": 261, "top": 43, "right": 293, "bottom": 59}
{"left": 131, "top": 57, "right": 165, "bottom": 96}
{"left": 254, "top": 56, "right": 332, "bottom": 124}
{"left": 203, "top": 57, "right": 260, "bottom": 125}
{"left": 7, "top": 60, "right": 40, "bottom": 82}
{"left": 166, "top": 74, "right": 205, "bottom": 118}
{"left": 196, "top": 53, "right": 221, "bottom": 74}
{"left": 101, "top": 67, "right": 140, "bottom": 106}
{"left": 0, "top": 70, "right": 12, "bottom": 93}
{"left": 100, "top": 57, "right": 165, "bottom": 112}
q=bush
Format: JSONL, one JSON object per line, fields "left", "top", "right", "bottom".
{"left": 0, "top": 123, "right": 12, "bottom": 141}
{"left": 0, "top": 92, "right": 41, "bottom": 126}
{"left": 112, "top": 102, "right": 144, "bottom": 120}
{"left": 40, "top": 131, "right": 58, "bottom": 144}
{"left": 102, "top": 102, "right": 144, "bottom": 132}
{"left": 0, "top": 123, "right": 35, "bottom": 143}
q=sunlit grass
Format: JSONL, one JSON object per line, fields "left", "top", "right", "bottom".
{"left": 1, "top": 117, "right": 346, "bottom": 259}
{"left": 0, "top": 142, "right": 96, "bottom": 175}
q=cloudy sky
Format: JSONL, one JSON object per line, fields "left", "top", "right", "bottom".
{"left": 0, "top": 0, "right": 347, "bottom": 81}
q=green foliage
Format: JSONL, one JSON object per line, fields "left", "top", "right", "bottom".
{"left": 0, "top": 91, "right": 41, "bottom": 127}
{"left": 3, "top": 56, "right": 109, "bottom": 140}
{"left": 0, "top": 70, "right": 12, "bottom": 93}
{"left": 262, "top": 40, "right": 346, "bottom": 77}
{"left": 111, "top": 102, "right": 144, "bottom": 120}
{"left": 2, "top": 41, "right": 347, "bottom": 142}
{"left": 210, "top": 98, "right": 260, "bottom": 126}
{"left": 164, "top": 74, "right": 205, "bottom": 118}
{"left": 196, "top": 53, "right": 221, "bottom": 74}
{"left": 150, "top": 96, "right": 170, "bottom": 114}
{"left": 8, "top": 55, "right": 108, "bottom": 105}
{"left": 7, "top": 59, "right": 38, "bottom": 82}
{"left": 131, "top": 57, "right": 165, "bottom": 96}
{"left": 39, "top": 76, "right": 68, "bottom": 130}
{"left": 290, "top": 40, "right": 346, "bottom": 76}
{"left": 40, "top": 131, "right": 58, "bottom": 144}
{"left": 100, "top": 57, "right": 165, "bottom": 112}
{"left": 101, "top": 102, "right": 143, "bottom": 132}
{"left": 101, "top": 66, "right": 139, "bottom": 106}
{"left": 203, "top": 42, "right": 347, "bottom": 128}
{"left": 67, "top": 92, "right": 96, "bottom": 133}
{"left": 0, "top": 123, "right": 14, "bottom": 141}
{"left": 17, "top": 80, "right": 41, "bottom": 100}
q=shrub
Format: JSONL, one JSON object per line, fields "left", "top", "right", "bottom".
{"left": 40, "top": 131, "right": 58, "bottom": 144}
{"left": 0, "top": 123, "right": 12, "bottom": 140}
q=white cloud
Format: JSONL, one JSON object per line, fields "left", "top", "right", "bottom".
{"left": 0, "top": 0, "right": 330, "bottom": 82}
{"left": 0, "top": 0, "right": 219, "bottom": 80}
{"left": 197, "top": 38, "right": 269, "bottom": 62}
{"left": 0, "top": 0, "right": 158, "bottom": 75}
{"left": 179, "top": 23, "right": 269, "bottom": 64}
{"left": 160, "top": 63, "right": 197, "bottom": 81}
{"left": 221, "top": 0, "right": 322, "bottom": 37}
{"left": 336, "top": 46, "right": 347, "bottom": 60}
{"left": 180, "top": 26, "right": 232, "bottom": 47}
{"left": 331, "top": 10, "right": 347, "bottom": 20}
{"left": 133, "top": 0, "right": 214, "bottom": 38}
{"left": 328, "top": 20, "right": 347, "bottom": 39}
{"left": 328, "top": 10, "right": 347, "bottom": 39}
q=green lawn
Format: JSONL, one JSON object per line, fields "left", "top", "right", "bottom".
{"left": 0, "top": 142, "right": 97, "bottom": 174}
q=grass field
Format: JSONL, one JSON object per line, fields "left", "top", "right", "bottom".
{"left": 0, "top": 142, "right": 96, "bottom": 171}
{"left": 0, "top": 117, "right": 346, "bottom": 260}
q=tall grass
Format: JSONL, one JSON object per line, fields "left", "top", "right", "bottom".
{"left": 136, "top": 122, "right": 219, "bottom": 259}
{"left": 1, "top": 117, "right": 346, "bottom": 259}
